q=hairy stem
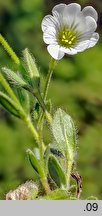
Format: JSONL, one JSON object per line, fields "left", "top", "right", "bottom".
{"left": 25, "top": 117, "right": 50, "bottom": 193}
{"left": 37, "top": 58, "right": 57, "bottom": 127}
{"left": 0, "top": 34, "right": 20, "bottom": 65}
{"left": 38, "top": 126, "right": 50, "bottom": 194}
{"left": 24, "top": 116, "right": 39, "bottom": 144}
{"left": 43, "top": 58, "right": 57, "bottom": 101}
{"left": 41, "top": 177, "right": 50, "bottom": 194}
{"left": 33, "top": 90, "right": 52, "bottom": 125}
{"left": 66, "top": 160, "right": 73, "bottom": 189}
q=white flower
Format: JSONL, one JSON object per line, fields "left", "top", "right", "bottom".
{"left": 41, "top": 3, "right": 99, "bottom": 60}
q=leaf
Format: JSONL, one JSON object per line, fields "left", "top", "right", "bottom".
{"left": 0, "top": 72, "right": 19, "bottom": 103}
{"left": 52, "top": 108, "right": 77, "bottom": 161}
{"left": 23, "top": 48, "right": 40, "bottom": 89}
{"left": 48, "top": 155, "right": 67, "bottom": 188}
{"left": 15, "top": 88, "right": 30, "bottom": 114}
{"left": 39, "top": 189, "right": 69, "bottom": 200}
{"left": 27, "top": 149, "right": 44, "bottom": 178}
{"left": 44, "top": 145, "right": 51, "bottom": 174}
{"left": 2, "top": 67, "right": 28, "bottom": 89}
{"left": 0, "top": 91, "right": 25, "bottom": 118}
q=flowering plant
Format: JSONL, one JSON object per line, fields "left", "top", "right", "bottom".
{"left": 0, "top": 3, "right": 99, "bottom": 200}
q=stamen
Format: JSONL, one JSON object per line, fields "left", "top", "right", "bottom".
{"left": 57, "top": 27, "right": 78, "bottom": 48}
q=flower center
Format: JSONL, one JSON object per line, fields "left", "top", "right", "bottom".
{"left": 57, "top": 27, "right": 78, "bottom": 48}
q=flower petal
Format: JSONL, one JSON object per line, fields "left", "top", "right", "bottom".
{"left": 43, "top": 27, "right": 57, "bottom": 44}
{"left": 82, "top": 6, "right": 98, "bottom": 22}
{"left": 88, "top": 32, "right": 99, "bottom": 48}
{"left": 41, "top": 15, "right": 59, "bottom": 32}
{"left": 52, "top": 3, "right": 66, "bottom": 16}
{"left": 63, "top": 3, "right": 81, "bottom": 24}
{"left": 47, "top": 44, "right": 64, "bottom": 60}
{"left": 60, "top": 47, "right": 77, "bottom": 55}
{"left": 75, "top": 40, "right": 90, "bottom": 52}
{"left": 79, "top": 16, "right": 97, "bottom": 41}
{"left": 75, "top": 32, "right": 99, "bottom": 52}
{"left": 61, "top": 4, "right": 87, "bottom": 36}
{"left": 85, "top": 16, "right": 97, "bottom": 33}
{"left": 66, "top": 3, "right": 81, "bottom": 14}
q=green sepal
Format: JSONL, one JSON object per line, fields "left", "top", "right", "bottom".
{"left": 0, "top": 91, "right": 25, "bottom": 118}
{"left": 48, "top": 154, "right": 67, "bottom": 188}
{"left": 2, "top": 67, "right": 28, "bottom": 89}
{"left": 27, "top": 149, "right": 44, "bottom": 178}
{"left": 23, "top": 48, "right": 40, "bottom": 90}
{"left": 39, "top": 189, "right": 69, "bottom": 200}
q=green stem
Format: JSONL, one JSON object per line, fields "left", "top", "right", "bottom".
{"left": 38, "top": 122, "right": 44, "bottom": 162}
{"left": 0, "top": 34, "right": 20, "bottom": 65}
{"left": 37, "top": 58, "right": 57, "bottom": 127}
{"left": 66, "top": 160, "right": 73, "bottom": 189}
{"left": 38, "top": 126, "right": 50, "bottom": 194}
{"left": 24, "top": 116, "right": 39, "bottom": 144}
{"left": 26, "top": 120, "right": 50, "bottom": 194}
{"left": 26, "top": 107, "right": 50, "bottom": 194}
{"left": 41, "top": 177, "right": 50, "bottom": 194}
{"left": 0, "top": 72, "right": 41, "bottom": 146}
{"left": 24, "top": 115, "right": 46, "bottom": 151}
{"left": 32, "top": 90, "right": 52, "bottom": 125}
{"left": 43, "top": 58, "right": 57, "bottom": 101}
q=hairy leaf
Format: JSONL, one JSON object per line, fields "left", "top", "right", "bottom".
{"left": 2, "top": 67, "right": 28, "bottom": 89}
{"left": 23, "top": 48, "right": 40, "bottom": 89}
{"left": 52, "top": 108, "right": 77, "bottom": 161}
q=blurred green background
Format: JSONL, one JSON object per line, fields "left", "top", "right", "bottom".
{"left": 0, "top": 0, "right": 102, "bottom": 199}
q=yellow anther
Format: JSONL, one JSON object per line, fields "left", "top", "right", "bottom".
{"left": 57, "top": 27, "right": 78, "bottom": 48}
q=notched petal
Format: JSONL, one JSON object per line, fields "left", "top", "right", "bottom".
{"left": 52, "top": 3, "right": 66, "bottom": 16}
{"left": 66, "top": 3, "right": 81, "bottom": 13}
{"left": 82, "top": 6, "right": 98, "bottom": 22}
{"left": 85, "top": 16, "right": 97, "bottom": 33}
{"left": 41, "top": 15, "right": 58, "bottom": 32}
